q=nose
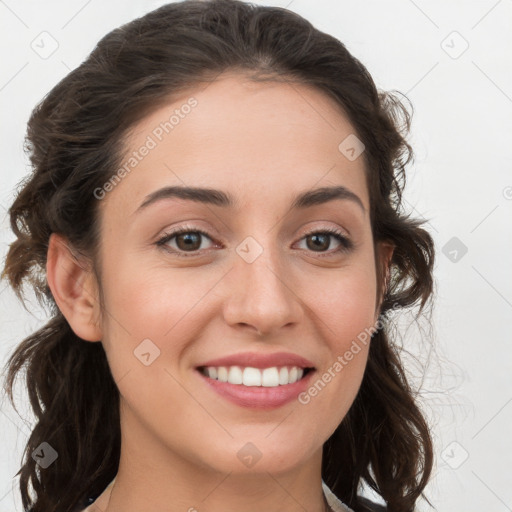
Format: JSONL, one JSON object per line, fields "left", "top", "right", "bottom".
{"left": 222, "top": 245, "right": 304, "bottom": 337}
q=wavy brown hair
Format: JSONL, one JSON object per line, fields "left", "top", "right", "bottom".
{"left": 1, "top": 1, "right": 435, "bottom": 511}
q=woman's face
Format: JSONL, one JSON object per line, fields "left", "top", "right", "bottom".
{"left": 94, "top": 72, "right": 390, "bottom": 477}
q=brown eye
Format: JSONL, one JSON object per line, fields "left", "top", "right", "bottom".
{"left": 306, "top": 233, "right": 331, "bottom": 251}
{"left": 156, "top": 227, "right": 217, "bottom": 257}
{"left": 297, "top": 229, "right": 354, "bottom": 255}
{"left": 175, "top": 232, "right": 202, "bottom": 251}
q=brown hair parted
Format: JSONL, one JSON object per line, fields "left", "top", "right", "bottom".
{"left": 1, "top": 1, "right": 435, "bottom": 511}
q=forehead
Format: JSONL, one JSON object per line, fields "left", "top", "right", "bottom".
{"left": 101, "top": 72, "right": 370, "bottom": 216}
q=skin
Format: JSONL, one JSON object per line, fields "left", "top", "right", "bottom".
{"left": 47, "top": 72, "right": 393, "bottom": 512}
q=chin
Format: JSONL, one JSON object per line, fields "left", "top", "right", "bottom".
{"left": 196, "top": 437, "right": 316, "bottom": 476}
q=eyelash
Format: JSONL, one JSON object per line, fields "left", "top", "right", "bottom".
{"left": 155, "top": 225, "right": 354, "bottom": 258}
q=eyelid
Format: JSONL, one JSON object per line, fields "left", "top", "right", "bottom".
{"left": 294, "top": 226, "right": 354, "bottom": 254}
{"left": 155, "top": 223, "right": 354, "bottom": 257}
{"left": 155, "top": 225, "right": 219, "bottom": 256}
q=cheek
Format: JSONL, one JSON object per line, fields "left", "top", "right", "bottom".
{"left": 297, "top": 262, "right": 377, "bottom": 404}
{"left": 304, "top": 259, "right": 378, "bottom": 337}
{"left": 97, "top": 253, "right": 224, "bottom": 385}
{"left": 96, "top": 260, "right": 202, "bottom": 425}
{"left": 100, "top": 248, "right": 210, "bottom": 335}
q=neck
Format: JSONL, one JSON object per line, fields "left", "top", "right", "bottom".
{"left": 97, "top": 400, "right": 330, "bottom": 512}
{"left": 104, "top": 458, "right": 331, "bottom": 512}
{"left": 100, "top": 412, "right": 330, "bottom": 512}
{"left": 103, "top": 472, "right": 332, "bottom": 512}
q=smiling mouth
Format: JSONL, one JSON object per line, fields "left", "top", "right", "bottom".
{"left": 197, "top": 365, "right": 314, "bottom": 387}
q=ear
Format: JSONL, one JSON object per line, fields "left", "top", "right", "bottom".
{"left": 46, "top": 233, "right": 103, "bottom": 342}
{"left": 375, "top": 240, "right": 395, "bottom": 318}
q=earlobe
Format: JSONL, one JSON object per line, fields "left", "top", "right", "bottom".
{"left": 46, "top": 233, "right": 103, "bottom": 342}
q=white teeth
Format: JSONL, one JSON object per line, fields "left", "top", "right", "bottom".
{"left": 243, "top": 367, "right": 261, "bottom": 387}
{"left": 201, "top": 365, "right": 308, "bottom": 387}
{"left": 228, "top": 366, "right": 243, "bottom": 385}
{"left": 261, "top": 367, "right": 279, "bottom": 387}
{"left": 217, "top": 367, "right": 228, "bottom": 382}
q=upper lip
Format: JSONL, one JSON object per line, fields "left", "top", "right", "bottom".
{"left": 197, "top": 351, "right": 315, "bottom": 370}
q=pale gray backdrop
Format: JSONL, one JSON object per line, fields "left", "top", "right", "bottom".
{"left": 1, "top": 1, "right": 511, "bottom": 511}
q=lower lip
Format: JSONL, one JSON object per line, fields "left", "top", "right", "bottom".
{"left": 196, "top": 369, "right": 316, "bottom": 409}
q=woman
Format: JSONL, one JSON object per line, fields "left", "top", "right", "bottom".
{"left": 1, "top": 1, "right": 435, "bottom": 511}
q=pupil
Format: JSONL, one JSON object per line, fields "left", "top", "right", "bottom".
{"left": 179, "top": 233, "right": 200, "bottom": 250}
{"left": 309, "top": 234, "right": 328, "bottom": 251}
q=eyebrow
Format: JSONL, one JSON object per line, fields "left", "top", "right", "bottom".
{"left": 134, "top": 184, "right": 365, "bottom": 215}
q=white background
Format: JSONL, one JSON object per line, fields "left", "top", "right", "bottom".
{"left": 1, "top": 1, "right": 511, "bottom": 511}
